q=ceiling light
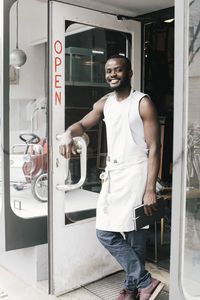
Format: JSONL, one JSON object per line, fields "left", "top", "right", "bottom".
{"left": 83, "top": 61, "right": 96, "bottom": 66}
{"left": 164, "top": 18, "right": 174, "bottom": 23}
{"left": 10, "top": 0, "right": 27, "bottom": 69}
{"left": 92, "top": 50, "right": 104, "bottom": 55}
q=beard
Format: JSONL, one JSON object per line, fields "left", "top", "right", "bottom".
{"left": 109, "top": 75, "right": 130, "bottom": 92}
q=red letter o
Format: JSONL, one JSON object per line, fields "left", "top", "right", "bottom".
{"left": 54, "top": 40, "right": 62, "bottom": 54}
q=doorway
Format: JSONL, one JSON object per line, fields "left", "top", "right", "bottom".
{"left": 141, "top": 8, "right": 174, "bottom": 269}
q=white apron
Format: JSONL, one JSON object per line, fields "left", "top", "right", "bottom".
{"left": 96, "top": 90, "right": 148, "bottom": 232}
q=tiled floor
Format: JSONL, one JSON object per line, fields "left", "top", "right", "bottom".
{"left": 0, "top": 262, "right": 169, "bottom": 300}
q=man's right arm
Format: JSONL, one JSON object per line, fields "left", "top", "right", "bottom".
{"left": 59, "top": 98, "right": 106, "bottom": 159}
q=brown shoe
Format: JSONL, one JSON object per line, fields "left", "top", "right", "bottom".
{"left": 116, "top": 289, "right": 138, "bottom": 300}
{"left": 138, "top": 278, "right": 165, "bottom": 300}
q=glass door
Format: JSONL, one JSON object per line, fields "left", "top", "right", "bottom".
{"left": 49, "top": 1, "right": 142, "bottom": 295}
{"left": 170, "top": 0, "right": 200, "bottom": 299}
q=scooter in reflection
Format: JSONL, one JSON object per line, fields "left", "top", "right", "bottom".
{"left": 11, "top": 133, "right": 48, "bottom": 202}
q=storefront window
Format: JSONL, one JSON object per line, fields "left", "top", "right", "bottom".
{"left": 183, "top": 0, "right": 200, "bottom": 296}
{"left": 9, "top": 0, "right": 48, "bottom": 219}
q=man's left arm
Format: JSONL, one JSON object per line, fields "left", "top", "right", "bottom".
{"left": 139, "top": 96, "right": 161, "bottom": 216}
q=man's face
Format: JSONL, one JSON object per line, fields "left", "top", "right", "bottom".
{"left": 105, "top": 58, "right": 132, "bottom": 91}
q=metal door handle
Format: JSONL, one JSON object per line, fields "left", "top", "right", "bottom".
{"left": 56, "top": 136, "right": 87, "bottom": 191}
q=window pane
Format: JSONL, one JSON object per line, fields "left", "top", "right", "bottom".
{"left": 184, "top": 0, "right": 200, "bottom": 296}
{"left": 9, "top": 0, "right": 48, "bottom": 219}
{"left": 64, "top": 24, "right": 130, "bottom": 223}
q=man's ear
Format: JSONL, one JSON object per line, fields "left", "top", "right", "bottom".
{"left": 129, "top": 70, "right": 133, "bottom": 79}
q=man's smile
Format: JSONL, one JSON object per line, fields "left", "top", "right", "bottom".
{"left": 108, "top": 78, "right": 120, "bottom": 85}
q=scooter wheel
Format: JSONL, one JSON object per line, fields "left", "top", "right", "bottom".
{"left": 31, "top": 172, "right": 48, "bottom": 202}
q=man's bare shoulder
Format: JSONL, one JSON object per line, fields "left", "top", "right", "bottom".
{"left": 140, "top": 96, "right": 154, "bottom": 111}
{"left": 139, "top": 96, "right": 157, "bottom": 119}
{"left": 140, "top": 95, "right": 152, "bottom": 107}
{"left": 93, "top": 92, "right": 113, "bottom": 112}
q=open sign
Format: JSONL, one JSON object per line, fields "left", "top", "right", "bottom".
{"left": 54, "top": 40, "right": 62, "bottom": 105}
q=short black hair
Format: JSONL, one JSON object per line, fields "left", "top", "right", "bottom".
{"left": 107, "top": 55, "right": 132, "bottom": 71}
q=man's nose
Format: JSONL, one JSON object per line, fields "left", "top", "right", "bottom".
{"left": 110, "top": 70, "right": 117, "bottom": 76}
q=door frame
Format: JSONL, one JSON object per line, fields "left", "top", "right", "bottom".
{"left": 170, "top": 0, "right": 189, "bottom": 299}
{"left": 48, "top": 0, "right": 143, "bottom": 294}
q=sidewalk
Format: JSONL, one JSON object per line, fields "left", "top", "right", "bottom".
{"left": 0, "top": 262, "right": 169, "bottom": 300}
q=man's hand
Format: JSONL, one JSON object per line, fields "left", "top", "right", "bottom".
{"left": 59, "top": 132, "right": 76, "bottom": 159}
{"left": 143, "top": 190, "right": 157, "bottom": 216}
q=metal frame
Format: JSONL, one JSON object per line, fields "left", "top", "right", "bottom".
{"left": 0, "top": 0, "right": 47, "bottom": 251}
{"left": 169, "top": 0, "right": 189, "bottom": 299}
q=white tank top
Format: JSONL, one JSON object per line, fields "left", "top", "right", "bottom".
{"left": 103, "top": 89, "right": 148, "bottom": 160}
{"left": 96, "top": 89, "right": 148, "bottom": 231}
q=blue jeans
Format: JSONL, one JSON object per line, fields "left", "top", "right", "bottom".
{"left": 96, "top": 229, "right": 151, "bottom": 291}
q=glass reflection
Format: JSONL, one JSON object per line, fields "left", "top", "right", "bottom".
{"left": 184, "top": 0, "right": 200, "bottom": 296}
{"left": 64, "top": 24, "right": 130, "bottom": 223}
{"left": 9, "top": 1, "right": 48, "bottom": 219}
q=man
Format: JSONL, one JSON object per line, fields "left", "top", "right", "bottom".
{"left": 59, "top": 55, "right": 164, "bottom": 300}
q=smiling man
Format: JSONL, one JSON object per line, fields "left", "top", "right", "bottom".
{"left": 59, "top": 55, "right": 164, "bottom": 300}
